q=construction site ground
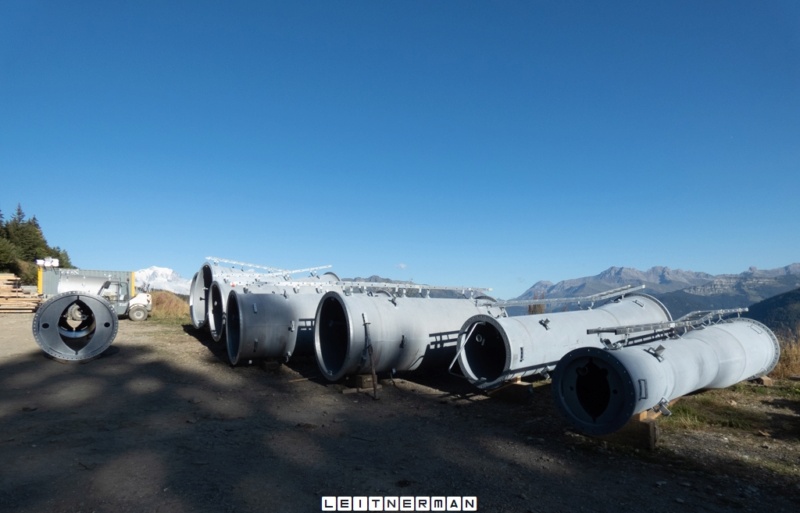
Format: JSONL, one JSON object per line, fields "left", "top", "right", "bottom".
{"left": 1, "top": 312, "right": 799, "bottom": 513}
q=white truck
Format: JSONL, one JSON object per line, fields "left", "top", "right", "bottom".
{"left": 38, "top": 267, "right": 153, "bottom": 321}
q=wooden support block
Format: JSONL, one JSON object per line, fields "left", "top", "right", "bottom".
{"left": 346, "top": 374, "right": 378, "bottom": 389}
{"left": 259, "top": 360, "right": 282, "bottom": 371}
{"left": 595, "top": 399, "right": 680, "bottom": 450}
{"left": 597, "top": 416, "right": 660, "bottom": 451}
{"left": 341, "top": 374, "right": 383, "bottom": 397}
{"left": 341, "top": 384, "right": 382, "bottom": 395}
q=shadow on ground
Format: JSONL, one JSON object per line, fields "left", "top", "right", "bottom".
{"left": 1, "top": 318, "right": 798, "bottom": 513}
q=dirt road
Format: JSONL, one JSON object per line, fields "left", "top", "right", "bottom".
{"left": 1, "top": 313, "right": 798, "bottom": 512}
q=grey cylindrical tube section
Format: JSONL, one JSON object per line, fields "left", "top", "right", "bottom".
{"left": 207, "top": 280, "right": 233, "bottom": 342}
{"left": 189, "top": 271, "right": 207, "bottom": 329}
{"left": 315, "top": 291, "right": 501, "bottom": 382}
{"left": 225, "top": 274, "right": 344, "bottom": 363}
{"left": 188, "top": 264, "right": 220, "bottom": 330}
{"left": 226, "top": 289, "right": 326, "bottom": 365}
{"left": 552, "top": 318, "right": 781, "bottom": 436}
{"left": 206, "top": 270, "right": 278, "bottom": 342}
{"left": 32, "top": 291, "right": 120, "bottom": 362}
{"left": 457, "top": 294, "right": 672, "bottom": 389}
{"left": 190, "top": 263, "right": 274, "bottom": 334}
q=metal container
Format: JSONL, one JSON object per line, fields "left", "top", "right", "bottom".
{"left": 189, "top": 267, "right": 212, "bottom": 329}
{"left": 315, "top": 290, "right": 502, "bottom": 382}
{"left": 32, "top": 291, "right": 119, "bottom": 362}
{"left": 226, "top": 288, "right": 327, "bottom": 365}
{"left": 456, "top": 294, "right": 672, "bottom": 389}
{"left": 551, "top": 318, "right": 781, "bottom": 435}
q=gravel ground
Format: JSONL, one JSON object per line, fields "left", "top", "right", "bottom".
{"left": 1, "top": 312, "right": 799, "bottom": 512}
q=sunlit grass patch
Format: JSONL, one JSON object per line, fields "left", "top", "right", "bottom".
{"left": 148, "top": 290, "right": 190, "bottom": 324}
{"left": 773, "top": 335, "right": 800, "bottom": 379}
{"left": 663, "top": 388, "right": 768, "bottom": 431}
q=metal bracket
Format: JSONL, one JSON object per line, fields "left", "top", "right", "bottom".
{"left": 361, "top": 313, "right": 379, "bottom": 399}
{"left": 600, "top": 338, "right": 623, "bottom": 350}
{"left": 360, "top": 313, "right": 371, "bottom": 364}
{"left": 447, "top": 322, "right": 481, "bottom": 378}
{"left": 494, "top": 284, "right": 645, "bottom": 310}
{"left": 653, "top": 398, "right": 672, "bottom": 416}
{"left": 645, "top": 345, "right": 666, "bottom": 361}
{"left": 588, "top": 307, "right": 750, "bottom": 338}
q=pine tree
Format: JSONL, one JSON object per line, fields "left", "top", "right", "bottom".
{"left": 51, "top": 246, "right": 73, "bottom": 268}
{"left": 0, "top": 238, "right": 20, "bottom": 270}
{"left": 12, "top": 204, "right": 25, "bottom": 223}
{"left": 0, "top": 204, "right": 74, "bottom": 282}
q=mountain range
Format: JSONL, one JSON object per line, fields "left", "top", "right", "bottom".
{"left": 747, "top": 287, "right": 800, "bottom": 340}
{"left": 136, "top": 263, "right": 800, "bottom": 321}
{"left": 519, "top": 264, "right": 800, "bottom": 318}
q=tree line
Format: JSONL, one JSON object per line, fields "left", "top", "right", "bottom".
{"left": 0, "top": 204, "right": 73, "bottom": 285}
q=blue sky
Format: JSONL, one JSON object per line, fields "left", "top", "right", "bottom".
{"left": 2, "top": 1, "right": 798, "bottom": 299}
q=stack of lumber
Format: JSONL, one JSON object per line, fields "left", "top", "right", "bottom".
{"left": 0, "top": 273, "right": 42, "bottom": 313}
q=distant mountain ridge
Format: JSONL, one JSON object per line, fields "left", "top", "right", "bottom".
{"left": 519, "top": 264, "right": 800, "bottom": 318}
{"left": 747, "top": 288, "right": 800, "bottom": 340}
{"left": 522, "top": 266, "right": 715, "bottom": 298}
{"left": 137, "top": 263, "right": 800, "bottom": 319}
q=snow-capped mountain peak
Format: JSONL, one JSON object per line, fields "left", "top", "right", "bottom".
{"left": 135, "top": 266, "right": 191, "bottom": 295}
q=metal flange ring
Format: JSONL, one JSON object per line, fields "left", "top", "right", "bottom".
{"left": 32, "top": 291, "right": 119, "bottom": 363}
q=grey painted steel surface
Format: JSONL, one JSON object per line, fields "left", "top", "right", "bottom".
{"left": 225, "top": 273, "right": 483, "bottom": 367}
{"left": 55, "top": 275, "right": 111, "bottom": 295}
{"left": 32, "top": 291, "right": 119, "bottom": 362}
{"left": 190, "top": 263, "right": 233, "bottom": 332}
{"left": 41, "top": 268, "right": 134, "bottom": 298}
{"left": 315, "top": 291, "right": 503, "bottom": 382}
{"left": 551, "top": 318, "right": 780, "bottom": 435}
{"left": 189, "top": 257, "right": 339, "bottom": 330}
{"left": 225, "top": 273, "right": 347, "bottom": 365}
{"left": 207, "top": 279, "right": 234, "bottom": 342}
{"left": 226, "top": 288, "right": 327, "bottom": 365}
{"left": 189, "top": 270, "right": 208, "bottom": 329}
{"left": 190, "top": 262, "right": 271, "bottom": 338}
{"left": 456, "top": 294, "right": 672, "bottom": 389}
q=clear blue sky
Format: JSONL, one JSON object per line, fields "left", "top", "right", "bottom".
{"left": 2, "top": 1, "right": 798, "bottom": 299}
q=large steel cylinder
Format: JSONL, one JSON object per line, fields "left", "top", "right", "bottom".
{"left": 189, "top": 270, "right": 208, "bottom": 329}
{"left": 190, "top": 263, "right": 266, "bottom": 333}
{"left": 551, "top": 318, "right": 781, "bottom": 435}
{"left": 221, "top": 273, "right": 340, "bottom": 353}
{"left": 206, "top": 271, "right": 281, "bottom": 342}
{"left": 32, "top": 291, "right": 120, "bottom": 362}
{"left": 207, "top": 279, "right": 234, "bottom": 342}
{"left": 226, "top": 288, "right": 327, "bottom": 365}
{"left": 189, "top": 263, "right": 217, "bottom": 330}
{"left": 457, "top": 294, "right": 672, "bottom": 389}
{"left": 315, "top": 291, "right": 502, "bottom": 382}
